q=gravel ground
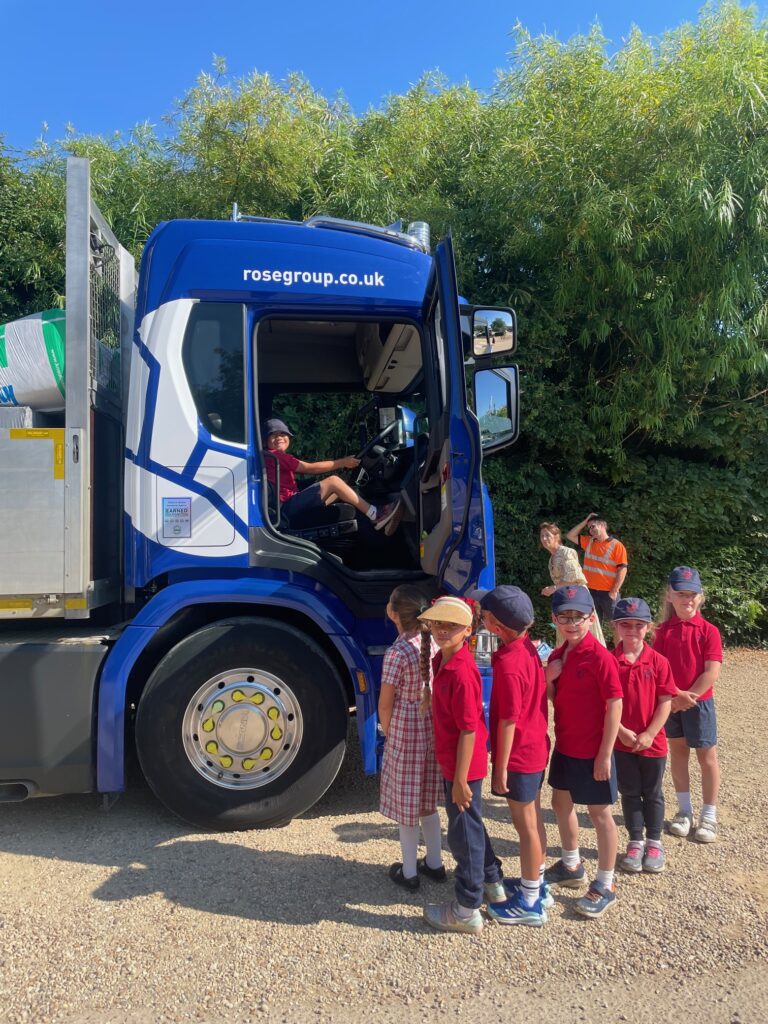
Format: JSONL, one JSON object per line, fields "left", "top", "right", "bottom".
{"left": 1, "top": 649, "right": 767, "bottom": 1024}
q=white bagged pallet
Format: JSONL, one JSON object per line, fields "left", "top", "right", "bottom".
{"left": 0, "top": 309, "right": 66, "bottom": 411}
{"left": 0, "top": 406, "right": 38, "bottom": 428}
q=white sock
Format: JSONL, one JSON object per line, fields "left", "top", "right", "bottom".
{"left": 365, "top": 505, "right": 377, "bottom": 522}
{"left": 701, "top": 803, "right": 717, "bottom": 822}
{"left": 676, "top": 791, "right": 693, "bottom": 815}
{"left": 420, "top": 812, "right": 443, "bottom": 869}
{"left": 454, "top": 901, "right": 476, "bottom": 919}
{"left": 628, "top": 839, "right": 644, "bottom": 851}
{"left": 596, "top": 868, "right": 614, "bottom": 890}
{"left": 399, "top": 824, "right": 419, "bottom": 878}
{"left": 520, "top": 878, "right": 539, "bottom": 907}
{"left": 562, "top": 847, "right": 580, "bottom": 870}
{"left": 539, "top": 863, "right": 546, "bottom": 883}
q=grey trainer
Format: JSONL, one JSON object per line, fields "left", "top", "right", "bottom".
{"left": 619, "top": 843, "right": 644, "bottom": 873}
{"left": 642, "top": 845, "right": 666, "bottom": 872}
{"left": 423, "top": 900, "right": 483, "bottom": 935}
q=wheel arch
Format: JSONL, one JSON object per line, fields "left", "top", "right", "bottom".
{"left": 97, "top": 581, "right": 371, "bottom": 793}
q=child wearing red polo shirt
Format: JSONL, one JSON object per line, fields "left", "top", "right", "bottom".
{"left": 477, "top": 586, "right": 551, "bottom": 927}
{"left": 417, "top": 596, "right": 505, "bottom": 935}
{"left": 653, "top": 567, "right": 722, "bottom": 844}
{"left": 262, "top": 417, "right": 401, "bottom": 532}
{"left": 611, "top": 598, "right": 676, "bottom": 875}
{"left": 545, "top": 585, "right": 623, "bottom": 918}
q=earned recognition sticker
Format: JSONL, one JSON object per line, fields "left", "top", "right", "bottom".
{"left": 162, "top": 497, "right": 192, "bottom": 538}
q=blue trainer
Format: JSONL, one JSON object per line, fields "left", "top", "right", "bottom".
{"left": 487, "top": 890, "right": 547, "bottom": 927}
{"left": 502, "top": 876, "right": 555, "bottom": 909}
{"left": 544, "top": 859, "right": 586, "bottom": 888}
{"left": 574, "top": 880, "right": 616, "bottom": 918}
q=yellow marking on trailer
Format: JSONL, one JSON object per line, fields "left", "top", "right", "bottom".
{"left": 9, "top": 428, "right": 66, "bottom": 480}
{"left": 53, "top": 439, "right": 65, "bottom": 479}
{"left": 64, "top": 597, "right": 87, "bottom": 610}
{"left": 0, "top": 599, "right": 33, "bottom": 610}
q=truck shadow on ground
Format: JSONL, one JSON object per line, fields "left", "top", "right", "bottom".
{"left": 89, "top": 838, "right": 441, "bottom": 930}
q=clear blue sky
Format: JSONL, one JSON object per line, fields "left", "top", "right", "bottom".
{"left": 0, "top": 0, "right": 754, "bottom": 153}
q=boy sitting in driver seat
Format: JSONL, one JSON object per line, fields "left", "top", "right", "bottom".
{"left": 263, "top": 418, "right": 401, "bottom": 533}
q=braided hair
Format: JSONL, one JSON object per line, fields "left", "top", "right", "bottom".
{"left": 389, "top": 584, "right": 433, "bottom": 713}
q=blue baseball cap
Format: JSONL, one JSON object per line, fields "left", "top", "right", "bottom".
{"left": 476, "top": 585, "right": 534, "bottom": 632}
{"left": 612, "top": 597, "right": 652, "bottom": 622}
{"left": 551, "top": 585, "right": 594, "bottom": 615}
{"left": 668, "top": 566, "right": 702, "bottom": 593}
{"left": 262, "top": 417, "right": 294, "bottom": 437}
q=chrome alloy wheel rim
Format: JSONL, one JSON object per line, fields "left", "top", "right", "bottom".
{"left": 181, "top": 669, "right": 303, "bottom": 790}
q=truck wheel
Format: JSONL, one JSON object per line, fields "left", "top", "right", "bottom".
{"left": 135, "top": 617, "right": 348, "bottom": 830}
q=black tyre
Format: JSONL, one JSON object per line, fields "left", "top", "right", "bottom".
{"left": 135, "top": 617, "right": 348, "bottom": 830}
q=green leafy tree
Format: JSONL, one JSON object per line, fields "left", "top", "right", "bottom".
{"left": 1, "top": 1, "right": 767, "bottom": 640}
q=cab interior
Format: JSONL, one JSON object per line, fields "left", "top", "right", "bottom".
{"left": 256, "top": 316, "right": 435, "bottom": 572}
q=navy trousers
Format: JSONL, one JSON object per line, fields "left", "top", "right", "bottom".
{"left": 615, "top": 751, "right": 666, "bottom": 841}
{"left": 444, "top": 778, "right": 503, "bottom": 909}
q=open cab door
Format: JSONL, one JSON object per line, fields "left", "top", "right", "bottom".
{"left": 419, "top": 235, "right": 486, "bottom": 594}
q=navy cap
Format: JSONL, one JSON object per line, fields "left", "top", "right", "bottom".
{"left": 551, "top": 585, "right": 594, "bottom": 615}
{"left": 612, "top": 597, "right": 652, "bottom": 622}
{"left": 668, "top": 566, "right": 703, "bottom": 593}
{"left": 477, "top": 585, "right": 534, "bottom": 632}
{"left": 262, "top": 418, "right": 294, "bottom": 438}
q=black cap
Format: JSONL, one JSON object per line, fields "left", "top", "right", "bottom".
{"left": 477, "top": 585, "right": 534, "bottom": 632}
{"left": 262, "top": 418, "right": 294, "bottom": 438}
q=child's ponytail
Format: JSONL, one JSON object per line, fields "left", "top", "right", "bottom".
{"left": 388, "top": 584, "right": 434, "bottom": 714}
{"left": 419, "top": 626, "right": 433, "bottom": 715}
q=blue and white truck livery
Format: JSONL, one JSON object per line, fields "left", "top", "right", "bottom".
{"left": 0, "top": 158, "right": 519, "bottom": 829}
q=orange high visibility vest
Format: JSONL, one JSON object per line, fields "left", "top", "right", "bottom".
{"left": 580, "top": 536, "right": 628, "bottom": 591}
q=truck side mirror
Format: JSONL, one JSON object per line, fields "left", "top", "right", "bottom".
{"left": 471, "top": 308, "right": 516, "bottom": 357}
{"left": 473, "top": 365, "right": 519, "bottom": 453}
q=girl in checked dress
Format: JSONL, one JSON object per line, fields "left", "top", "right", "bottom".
{"left": 378, "top": 585, "right": 446, "bottom": 891}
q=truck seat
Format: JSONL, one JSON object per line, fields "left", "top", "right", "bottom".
{"left": 282, "top": 498, "right": 358, "bottom": 544}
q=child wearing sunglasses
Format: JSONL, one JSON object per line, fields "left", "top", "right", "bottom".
{"left": 545, "top": 586, "right": 623, "bottom": 918}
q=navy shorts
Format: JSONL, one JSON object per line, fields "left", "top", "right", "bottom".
{"left": 665, "top": 697, "right": 717, "bottom": 749}
{"left": 493, "top": 769, "right": 545, "bottom": 803}
{"left": 282, "top": 482, "right": 326, "bottom": 520}
{"left": 548, "top": 749, "right": 618, "bottom": 806}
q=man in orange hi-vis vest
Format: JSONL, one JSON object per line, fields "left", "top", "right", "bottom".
{"left": 566, "top": 514, "right": 628, "bottom": 627}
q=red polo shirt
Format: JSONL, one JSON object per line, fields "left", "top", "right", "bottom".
{"left": 431, "top": 643, "right": 488, "bottom": 782}
{"left": 551, "top": 631, "right": 623, "bottom": 760}
{"left": 489, "top": 636, "right": 550, "bottom": 773}
{"left": 264, "top": 449, "right": 300, "bottom": 503}
{"left": 652, "top": 614, "right": 722, "bottom": 700}
{"left": 613, "top": 643, "right": 678, "bottom": 757}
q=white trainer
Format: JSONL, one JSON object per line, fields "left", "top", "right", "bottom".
{"left": 667, "top": 811, "right": 693, "bottom": 838}
{"left": 694, "top": 815, "right": 717, "bottom": 843}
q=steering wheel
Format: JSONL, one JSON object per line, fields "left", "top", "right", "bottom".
{"left": 354, "top": 418, "right": 400, "bottom": 461}
{"left": 352, "top": 419, "right": 400, "bottom": 488}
